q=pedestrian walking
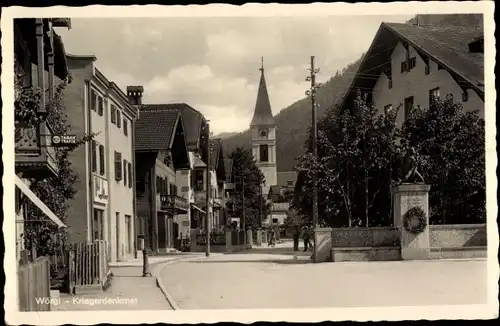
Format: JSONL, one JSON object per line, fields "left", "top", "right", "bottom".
{"left": 303, "top": 225, "right": 311, "bottom": 252}
{"left": 293, "top": 225, "right": 300, "bottom": 251}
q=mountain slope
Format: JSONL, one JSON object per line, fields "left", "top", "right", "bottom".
{"left": 222, "top": 14, "right": 483, "bottom": 172}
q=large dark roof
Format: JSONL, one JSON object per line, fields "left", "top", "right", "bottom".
{"left": 135, "top": 108, "right": 180, "bottom": 151}
{"left": 250, "top": 65, "right": 276, "bottom": 127}
{"left": 340, "top": 22, "right": 484, "bottom": 110}
{"left": 141, "top": 103, "right": 207, "bottom": 151}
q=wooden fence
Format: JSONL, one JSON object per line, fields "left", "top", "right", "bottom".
{"left": 18, "top": 256, "right": 51, "bottom": 311}
{"left": 69, "top": 240, "right": 110, "bottom": 295}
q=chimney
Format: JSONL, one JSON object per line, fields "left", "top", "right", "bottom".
{"left": 126, "top": 86, "right": 144, "bottom": 105}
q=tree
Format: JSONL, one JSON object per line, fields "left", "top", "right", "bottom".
{"left": 227, "top": 147, "right": 271, "bottom": 229}
{"left": 15, "top": 74, "right": 96, "bottom": 258}
{"left": 292, "top": 92, "right": 399, "bottom": 228}
{"left": 399, "top": 96, "right": 485, "bottom": 224}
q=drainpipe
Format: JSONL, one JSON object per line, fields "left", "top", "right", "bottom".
{"left": 131, "top": 116, "right": 138, "bottom": 258}
{"left": 85, "top": 79, "right": 94, "bottom": 244}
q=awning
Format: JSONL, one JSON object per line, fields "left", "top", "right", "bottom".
{"left": 15, "top": 176, "right": 66, "bottom": 228}
{"left": 191, "top": 203, "right": 206, "bottom": 215}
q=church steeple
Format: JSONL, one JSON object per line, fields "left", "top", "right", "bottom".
{"left": 250, "top": 57, "right": 276, "bottom": 127}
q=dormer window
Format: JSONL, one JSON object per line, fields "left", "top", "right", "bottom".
{"left": 469, "top": 36, "right": 484, "bottom": 54}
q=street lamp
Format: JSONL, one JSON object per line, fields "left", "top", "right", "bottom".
{"left": 306, "top": 56, "right": 322, "bottom": 260}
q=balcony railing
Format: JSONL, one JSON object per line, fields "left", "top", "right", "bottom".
{"left": 15, "top": 120, "right": 58, "bottom": 178}
{"left": 160, "top": 194, "right": 189, "bottom": 213}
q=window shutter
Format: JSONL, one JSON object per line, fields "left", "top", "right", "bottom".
{"left": 114, "top": 151, "right": 122, "bottom": 181}
{"left": 156, "top": 176, "right": 161, "bottom": 193}
{"left": 92, "top": 141, "right": 97, "bottom": 172}
{"left": 128, "top": 162, "right": 133, "bottom": 188}
{"left": 123, "top": 119, "right": 128, "bottom": 136}
{"left": 99, "top": 144, "right": 105, "bottom": 175}
{"left": 123, "top": 159, "right": 127, "bottom": 186}
{"left": 111, "top": 105, "right": 117, "bottom": 124}
{"left": 98, "top": 96, "right": 104, "bottom": 116}
{"left": 116, "top": 110, "right": 122, "bottom": 128}
{"left": 91, "top": 90, "right": 97, "bottom": 111}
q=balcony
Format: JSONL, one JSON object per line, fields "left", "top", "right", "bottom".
{"left": 160, "top": 194, "right": 189, "bottom": 214}
{"left": 15, "top": 120, "right": 58, "bottom": 178}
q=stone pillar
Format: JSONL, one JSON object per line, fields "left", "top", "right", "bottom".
{"left": 313, "top": 228, "right": 333, "bottom": 263}
{"left": 262, "top": 231, "right": 268, "bottom": 246}
{"left": 246, "top": 229, "right": 253, "bottom": 248}
{"left": 393, "top": 183, "right": 431, "bottom": 260}
{"left": 256, "top": 230, "right": 262, "bottom": 246}
{"left": 225, "top": 231, "right": 232, "bottom": 252}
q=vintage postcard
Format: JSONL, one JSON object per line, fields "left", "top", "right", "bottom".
{"left": 2, "top": 2, "right": 497, "bottom": 324}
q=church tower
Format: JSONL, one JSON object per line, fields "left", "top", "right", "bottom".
{"left": 250, "top": 57, "right": 277, "bottom": 197}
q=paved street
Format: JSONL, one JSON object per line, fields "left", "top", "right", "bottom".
{"left": 159, "top": 241, "right": 488, "bottom": 310}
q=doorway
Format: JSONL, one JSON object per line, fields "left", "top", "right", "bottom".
{"left": 115, "top": 212, "right": 120, "bottom": 261}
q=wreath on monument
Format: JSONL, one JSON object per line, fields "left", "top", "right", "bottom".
{"left": 403, "top": 206, "right": 427, "bottom": 234}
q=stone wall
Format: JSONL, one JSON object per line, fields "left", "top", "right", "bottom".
{"left": 331, "top": 227, "right": 399, "bottom": 248}
{"left": 429, "top": 224, "right": 487, "bottom": 248}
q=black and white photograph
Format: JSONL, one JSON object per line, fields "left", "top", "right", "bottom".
{"left": 2, "top": 2, "right": 497, "bottom": 324}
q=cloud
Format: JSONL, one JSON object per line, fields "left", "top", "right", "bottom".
{"left": 57, "top": 15, "right": 414, "bottom": 134}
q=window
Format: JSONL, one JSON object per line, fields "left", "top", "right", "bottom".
{"left": 388, "top": 79, "right": 393, "bottom": 89}
{"left": 156, "top": 176, "right": 161, "bottom": 193}
{"left": 111, "top": 105, "right": 117, "bottom": 124}
{"left": 123, "top": 159, "right": 127, "bottom": 186}
{"left": 425, "top": 65, "right": 430, "bottom": 75}
{"left": 128, "top": 162, "right": 132, "bottom": 189}
{"left": 91, "top": 140, "right": 97, "bottom": 173}
{"left": 446, "top": 93, "right": 454, "bottom": 102}
{"left": 97, "top": 96, "right": 104, "bottom": 116}
{"left": 462, "top": 91, "right": 469, "bottom": 102}
{"left": 400, "top": 61, "right": 407, "bottom": 73}
{"left": 384, "top": 104, "right": 393, "bottom": 114}
{"left": 114, "top": 151, "right": 122, "bottom": 181}
{"left": 409, "top": 57, "right": 416, "bottom": 70}
{"left": 123, "top": 119, "right": 128, "bottom": 136}
{"left": 91, "top": 90, "right": 97, "bottom": 111}
{"left": 169, "top": 184, "right": 175, "bottom": 196}
{"left": 259, "top": 145, "right": 269, "bottom": 162}
{"left": 404, "top": 96, "right": 414, "bottom": 121}
{"left": 287, "top": 180, "right": 293, "bottom": 186}
{"left": 116, "top": 110, "right": 122, "bottom": 128}
{"left": 99, "top": 144, "right": 105, "bottom": 176}
{"left": 429, "top": 87, "right": 440, "bottom": 105}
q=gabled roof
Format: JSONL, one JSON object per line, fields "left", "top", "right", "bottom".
{"left": 340, "top": 22, "right": 484, "bottom": 111}
{"left": 250, "top": 59, "right": 276, "bottom": 127}
{"left": 135, "top": 108, "right": 181, "bottom": 151}
{"left": 141, "top": 103, "right": 207, "bottom": 151}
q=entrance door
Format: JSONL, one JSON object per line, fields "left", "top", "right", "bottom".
{"left": 125, "top": 215, "right": 131, "bottom": 254}
{"left": 157, "top": 213, "right": 166, "bottom": 250}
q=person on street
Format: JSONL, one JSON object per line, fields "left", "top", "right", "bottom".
{"left": 303, "top": 226, "right": 311, "bottom": 252}
{"left": 293, "top": 225, "right": 300, "bottom": 251}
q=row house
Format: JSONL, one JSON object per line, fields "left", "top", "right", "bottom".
{"left": 14, "top": 18, "right": 71, "bottom": 260}
{"left": 63, "top": 55, "right": 139, "bottom": 262}
{"left": 208, "top": 139, "right": 228, "bottom": 231}
{"left": 137, "top": 102, "right": 210, "bottom": 247}
{"left": 134, "top": 102, "right": 190, "bottom": 253}
{"left": 339, "top": 22, "right": 484, "bottom": 124}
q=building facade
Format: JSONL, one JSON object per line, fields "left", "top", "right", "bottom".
{"left": 134, "top": 106, "right": 190, "bottom": 253}
{"left": 340, "top": 22, "right": 484, "bottom": 124}
{"left": 64, "top": 55, "right": 139, "bottom": 262}
{"left": 14, "top": 18, "right": 71, "bottom": 261}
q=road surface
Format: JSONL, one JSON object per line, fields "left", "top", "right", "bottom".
{"left": 159, "top": 240, "right": 488, "bottom": 310}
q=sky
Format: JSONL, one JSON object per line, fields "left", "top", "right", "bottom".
{"left": 57, "top": 15, "right": 413, "bottom": 135}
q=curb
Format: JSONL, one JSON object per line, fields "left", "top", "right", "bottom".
{"left": 153, "top": 255, "right": 212, "bottom": 310}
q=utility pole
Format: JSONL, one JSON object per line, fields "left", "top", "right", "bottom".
{"left": 306, "top": 56, "right": 322, "bottom": 258}
{"left": 205, "top": 123, "right": 211, "bottom": 257}
{"left": 241, "top": 172, "right": 245, "bottom": 232}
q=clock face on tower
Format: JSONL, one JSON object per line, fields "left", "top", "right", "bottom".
{"left": 260, "top": 129, "right": 268, "bottom": 137}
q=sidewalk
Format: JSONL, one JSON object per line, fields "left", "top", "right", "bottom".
{"left": 52, "top": 255, "right": 193, "bottom": 311}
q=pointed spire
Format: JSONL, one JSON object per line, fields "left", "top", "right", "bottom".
{"left": 250, "top": 57, "right": 276, "bottom": 127}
